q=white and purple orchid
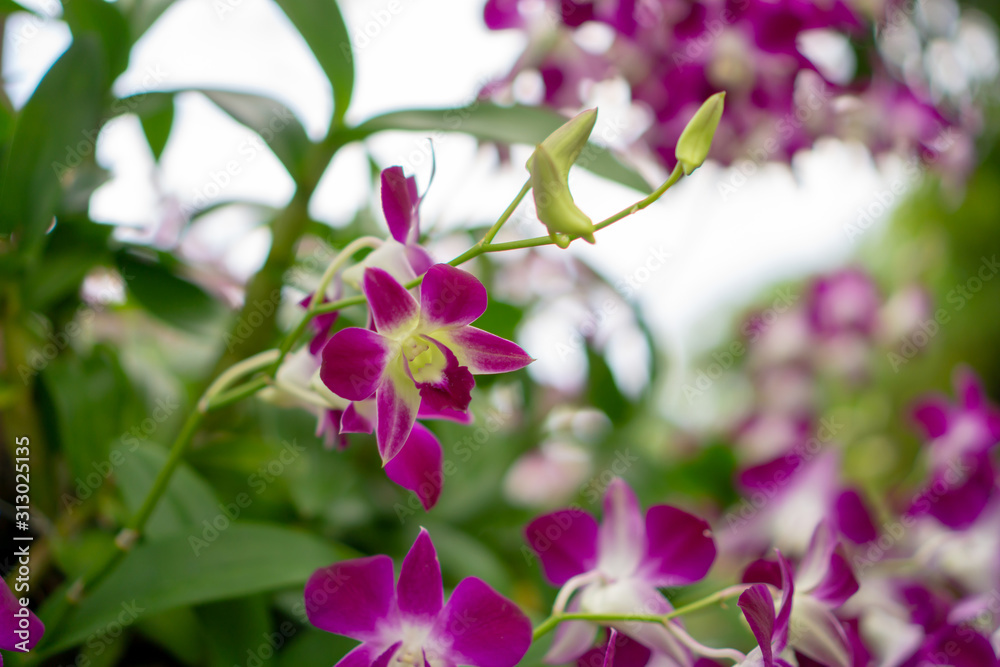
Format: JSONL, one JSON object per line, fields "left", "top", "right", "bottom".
{"left": 910, "top": 366, "right": 1000, "bottom": 528}
{"left": 305, "top": 528, "right": 532, "bottom": 667}
{"left": 735, "top": 554, "right": 794, "bottom": 667}
{"left": 320, "top": 263, "right": 532, "bottom": 463}
{"left": 526, "top": 478, "right": 716, "bottom": 665}
{"left": 742, "top": 522, "right": 859, "bottom": 667}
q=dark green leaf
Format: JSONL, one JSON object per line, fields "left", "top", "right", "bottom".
{"left": 45, "top": 524, "right": 347, "bottom": 654}
{"left": 0, "top": 37, "right": 106, "bottom": 256}
{"left": 197, "top": 597, "right": 275, "bottom": 667}
{"left": 117, "top": 250, "right": 226, "bottom": 334}
{"left": 271, "top": 0, "right": 353, "bottom": 124}
{"left": 138, "top": 94, "right": 175, "bottom": 161}
{"left": 24, "top": 220, "right": 114, "bottom": 311}
{"left": 352, "top": 104, "right": 651, "bottom": 193}
{"left": 586, "top": 345, "right": 630, "bottom": 423}
{"left": 62, "top": 0, "right": 131, "bottom": 84}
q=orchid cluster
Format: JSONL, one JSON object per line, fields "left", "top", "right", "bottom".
{"left": 483, "top": 0, "right": 988, "bottom": 176}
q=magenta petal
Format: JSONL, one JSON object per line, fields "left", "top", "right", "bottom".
{"left": 406, "top": 245, "right": 434, "bottom": 277}
{"left": 430, "top": 577, "right": 532, "bottom": 667}
{"left": 912, "top": 397, "right": 950, "bottom": 439}
{"left": 742, "top": 559, "right": 782, "bottom": 589}
{"left": 413, "top": 337, "right": 474, "bottom": 421}
{"left": 955, "top": 366, "right": 985, "bottom": 410}
{"left": 418, "top": 397, "right": 474, "bottom": 424}
{"left": 373, "top": 642, "right": 403, "bottom": 667}
{"left": 420, "top": 264, "right": 488, "bottom": 329}
{"left": 811, "top": 550, "right": 858, "bottom": 608}
{"left": 321, "top": 328, "right": 392, "bottom": 401}
{"left": 376, "top": 362, "right": 422, "bottom": 463}
{"left": 396, "top": 528, "right": 443, "bottom": 620}
{"left": 381, "top": 166, "right": 420, "bottom": 245}
{"left": 439, "top": 326, "right": 533, "bottom": 374}
{"left": 305, "top": 555, "right": 397, "bottom": 642}
{"left": 834, "top": 489, "right": 878, "bottom": 544}
{"left": 384, "top": 424, "right": 444, "bottom": 510}
{"left": 774, "top": 552, "right": 795, "bottom": 653}
{"left": 597, "top": 479, "right": 645, "bottom": 578}
{"left": 640, "top": 505, "right": 716, "bottom": 586}
{"left": 577, "top": 630, "right": 652, "bottom": 667}
{"left": 525, "top": 510, "right": 599, "bottom": 585}
{"left": 336, "top": 644, "right": 377, "bottom": 667}
{"left": 341, "top": 400, "right": 375, "bottom": 434}
{"left": 739, "top": 585, "right": 776, "bottom": 666}
{"left": 0, "top": 579, "right": 43, "bottom": 652}
{"left": 363, "top": 267, "right": 420, "bottom": 337}
{"left": 924, "top": 458, "right": 996, "bottom": 529}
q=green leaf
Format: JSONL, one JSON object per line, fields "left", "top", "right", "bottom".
{"left": 586, "top": 345, "right": 630, "bottom": 423}
{"left": 351, "top": 104, "right": 651, "bottom": 193}
{"left": 117, "top": 249, "right": 226, "bottom": 334}
{"left": 197, "top": 596, "right": 275, "bottom": 667}
{"left": 123, "top": 0, "right": 178, "bottom": 42}
{"left": 138, "top": 94, "right": 175, "bottom": 161}
{"left": 271, "top": 0, "right": 353, "bottom": 125}
{"left": 45, "top": 524, "right": 347, "bottom": 654}
{"left": 24, "top": 220, "right": 113, "bottom": 311}
{"left": 201, "top": 90, "right": 312, "bottom": 179}
{"left": 277, "top": 628, "right": 355, "bottom": 667}
{"left": 117, "top": 446, "right": 221, "bottom": 540}
{"left": 62, "top": 0, "right": 131, "bottom": 84}
{"left": 38, "top": 346, "right": 139, "bottom": 484}
{"left": 0, "top": 37, "right": 106, "bottom": 256}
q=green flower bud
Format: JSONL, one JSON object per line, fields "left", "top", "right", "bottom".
{"left": 675, "top": 92, "right": 725, "bottom": 175}
{"left": 530, "top": 144, "right": 596, "bottom": 244}
{"left": 526, "top": 108, "right": 598, "bottom": 178}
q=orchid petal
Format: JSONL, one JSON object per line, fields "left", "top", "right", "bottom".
{"left": 833, "top": 489, "right": 877, "bottom": 544}
{"left": 546, "top": 614, "right": 598, "bottom": 664}
{"left": 774, "top": 552, "right": 794, "bottom": 653}
{"left": 363, "top": 267, "right": 420, "bottom": 338}
{"left": 437, "top": 326, "right": 533, "bottom": 374}
{"left": 525, "top": 510, "right": 599, "bottom": 585}
{"left": 406, "top": 245, "right": 435, "bottom": 277}
{"left": 305, "top": 555, "right": 397, "bottom": 642}
{"left": 430, "top": 577, "right": 532, "bottom": 667}
{"left": 597, "top": 478, "right": 645, "bottom": 579}
{"left": 413, "top": 336, "right": 474, "bottom": 422}
{"left": 321, "top": 328, "right": 393, "bottom": 401}
{"left": 641, "top": 505, "right": 716, "bottom": 586}
{"left": 596, "top": 582, "right": 688, "bottom": 666}
{"left": 373, "top": 642, "right": 403, "bottom": 667}
{"left": 397, "top": 528, "right": 443, "bottom": 620}
{"left": 0, "top": 579, "right": 43, "bottom": 652}
{"left": 956, "top": 366, "right": 985, "bottom": 410}
{"left": 381, "top": 166, "right": 421, "bottom": 245}
{"left": 376, "top": 360, "right": 422, "bottom": 463}
{"left": 810, "top": 549, "right": 858, "bottom": 608}
{"left": 796, "top": 521, "right": 836, "bottom": 592}
{"left": 335, "top": 644, "right": 378, "bottom": 667}
{"left": 788, "top": 597, "right": 851, "bottom": 667}
{"left": 341, "top": 399, "right": 376, "bottom": 434}
{"left": 742, "top": 559, "right": 782, "bottom": 589}
{"left": 385, "top": 424, "right": 444, "bottom": 510}
{"left": 577, "top": 630, "right": 653, "bottom": 667}
{"left": 738, "top": 585, "right": 776, "bottom": 667}
{"left": 420, "top": 264, "right": 488, "bottom": 329}
{"left": 912, "top": 397, "right": 951, "bottom": 439}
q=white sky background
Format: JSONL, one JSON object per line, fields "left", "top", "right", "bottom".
{"left": 3, "top": 0, "right": 911, "bottom": 425}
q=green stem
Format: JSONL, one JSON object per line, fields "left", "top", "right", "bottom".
{"left": 531, "top": 584, "right": 748, "bottom": 642}
{"left": 593, "top": 163, "right": 684, "bottom": 233}
{"left": 483, "top": 179, "right": 531, "bottom": 244}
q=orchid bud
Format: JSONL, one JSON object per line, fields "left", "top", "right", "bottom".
{"left": 526, "top": 108, "right": 598, "bottom": 177}
{"left": 530, "top": 144, "right": 596, "bottom": 244}
{"left": 675, "top": 92, "right": 725, "bottom": 175}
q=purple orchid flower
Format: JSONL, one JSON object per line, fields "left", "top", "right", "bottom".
{"left": 1, "top": 578, "right": 44, "bottom": 664}
{"left": 736, "top": 553, "right": 794, "bottom": 667}
{"left": 806, "top": 269, "right": 882, "bottom": 339}
{"left": 305, "top": 528, "right": 532, "bottom": 667}
{"left": 320, "top": 263, "right": 532, "bottom": 463}
{"left": 742, "top": 521, "right": 859, "bottom": 667}
{"left": 910, "top": 366, "right": 1000, "bottom": 528}
{"left": 525, "top": 478, "right": 716, "bottom": 665}
{"left": 380, "top": 166, "right": 434, "bottom": 277}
